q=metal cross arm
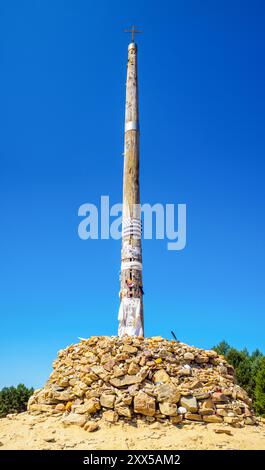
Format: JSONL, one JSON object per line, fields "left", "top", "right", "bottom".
{"left": 124, "top": 25, "right": 143, "bottom": 43}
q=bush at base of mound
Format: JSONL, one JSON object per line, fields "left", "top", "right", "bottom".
{"left": 0, "top": 384, "right": 34, "bottom": 418}
{"left": 28, "top": 336, "right": 257, "bottom": 427}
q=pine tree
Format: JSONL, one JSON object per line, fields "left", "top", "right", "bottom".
{"left": 254, "top": 357, "right": 265, "bottom": 417}
{"left": 0, "top": 384, "right": 34, "bottom": 418}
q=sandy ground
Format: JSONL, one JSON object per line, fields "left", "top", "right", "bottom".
{"left": 0, "top": 412, "right": 264, "bottom": 451}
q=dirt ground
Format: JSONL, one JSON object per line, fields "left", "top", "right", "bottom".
{"left": 0, "top": 412, "right": 265, "bottom": 450}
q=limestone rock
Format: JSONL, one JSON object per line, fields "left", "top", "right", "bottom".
{"left": 103, "top": 410, "right": 119, "bottom": 423}
{"left": 123, "top": 345, "right": 138, "bottom": 354}
{"left": 115, "top": 404, "right": 131, "bottom": 418}
{"left": 152, "top": 369, "right": 171, "bottom": 384}
{"left": 134, "top": 392, "right": 156, "bottom": 416}
{"left": 128, "top": 362, "right": 140, "bottom": 375}
{"left": 180, "top": 396, "right": 198, "bottom": 412}
{"left": 110, "top": 375, "right": 142, "bottom": 388}
{"left": 184, "top": 352, "right": 194, "bottom": 361}
{"left": 84, "top": 422, "right": 99, "bottom": 432}
{"left": 62, "top": 413, "right": 86, "bottom": 427}
{"left": 185, "top": 413, "right": 202, "bottom": 421}
{"left": 203, "top": 415, "right": 223, "bottom": 423}
{"left": 100, "top": 394, "right": 116, "bottom": 409}
{"left": 75, "top": 398, "right": 100, "bottom": 414}
{"left": 159, "top": 402, "right": 177, "bottom": 416}
{"left": 155, "top": 384, "right": 180, "bottom": 403}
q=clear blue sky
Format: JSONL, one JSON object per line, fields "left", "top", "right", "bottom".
{"left": 1, "top": 0, "right": 265, "bottom": 389}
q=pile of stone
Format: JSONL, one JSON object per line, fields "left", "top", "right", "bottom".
{"left": 28, "top": 336, "right": 256, "bottom": 427}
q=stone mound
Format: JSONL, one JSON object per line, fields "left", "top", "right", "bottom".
{"left": 28, "top": 336, "right": 256, "bottom": 427}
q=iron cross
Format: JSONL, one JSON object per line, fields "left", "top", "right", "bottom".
{"left": 124, "top": 25, "right": 143, "bottom": 43}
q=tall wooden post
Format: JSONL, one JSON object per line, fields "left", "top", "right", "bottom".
{"left": 118, "top": 38, "right": 144, "bottom": 336}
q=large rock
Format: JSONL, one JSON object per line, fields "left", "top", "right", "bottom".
{"left": 134, "top": 392, "right": 156, "bottom": 416}
{"left": 159, "top": 402, "right": 177, "bottom": 416}
{"left": 180, "top": 396, "right": 198, "bottom": 412}
{"left": 75, "top": 398, "right": 100, "bottom": 414}
{"left": 62, "top": 413, "right": 86, "bottom": 427}
{"left": 110, "top": 375, "right": 142, "bottom": 388}
{"left": 155, "top": 384, "right": 180, "bottom": 403}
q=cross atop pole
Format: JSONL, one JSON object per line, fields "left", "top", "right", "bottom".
{"left": 124, "top": 25, "right": 143, "bottom": 43}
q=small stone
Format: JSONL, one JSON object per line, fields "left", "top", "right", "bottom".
{"left": 103, "top": 410, "right": 119, "bottom": 423}
{"left": 90, "top": 365, "right": 109, "bottom": 380}
{"left": 170, "top": 415, "right": 182, "bottom": 424}
{"left": 185, "top": 413, "right": 202, "bottom": 421}
{"left": 84, "top": 422, "right": 99, "bottom": 432}
{"left": 56, "top": 377, "right": 69, "bottom": 387}
{"left": 103, "top": 359, "right": 116, "bottom": 371}
{"left": 223, "top": 416, "right": 240, "bottom": 425}
{"left": 184, "top": 352, "right": 194, "bottom": 361}
{"left": 134, "top": 391, "right": 156, "bottom": 416}
{"left": 214, "top": 428, "right": 232, "bottom": 436}
{"left": 100, "top": 394, "right": 116, "bottom": 409}
{"left": 123, "top": 345, "right": 138, "bottom": 354}
{"left": 212, "top": 392, "right": 229, "bottom": 403}
{"left": 205, "top": 350, "right": 218, "bottom": 358}
{"left": 115, "top": 404, "right": 132, "bottom": 418}
{"left": 72, "top": 384, "right": 87, "bottom": 398}
{"left": 128, "top": 362, "right": 140, "bottom": 375}
{"left": 244, "top": 417, "right": 255, "bottom": 425}
{"left": 203, "top": 415, "right": 223, "bottom": 423}
{"left": 195, "top": 356, "right": 209, "bottom": 364}
{"left": 178, "top": 406, "right": 187, "bottom": 414}
{"left": 200, "top": 398, "right": 215, "bottom": 415}
{"left": 152, "top": 369, "right": 171, "bottom": 384}
{"left": 55, "top": 403, "right": 65, "bottom": 411}
{"left": 113, "top": 365, "right": 124, "bottom": 377}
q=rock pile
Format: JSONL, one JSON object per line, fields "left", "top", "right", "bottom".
{"left": 28, "top": 336, "right": 256, "bottom": 427}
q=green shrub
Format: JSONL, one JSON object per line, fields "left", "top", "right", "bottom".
{"left": 0, "top": 384, "right": 34, "bottom": 418}
{"left": 213, "top": 341, "right": 265, "bottom": 417}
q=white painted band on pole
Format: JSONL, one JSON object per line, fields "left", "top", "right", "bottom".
{"left": 125, "top": 121, "right": 139, "bottom": 132}
{"left": 121, "top": 260, "right": 142, "bottom": 271}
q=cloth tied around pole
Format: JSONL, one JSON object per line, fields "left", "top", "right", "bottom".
{"left": 121, "top": 260, "right": 142, "bottom": 271}
{"left": 122, "top": 243, "right": 141, "bottom": 259}
{"left": 118, "top": 297, "right": 143, "bottom": 336}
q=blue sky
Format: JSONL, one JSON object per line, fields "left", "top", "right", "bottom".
{"left": 1, "top": 0, "right": 265, "bottom": 389}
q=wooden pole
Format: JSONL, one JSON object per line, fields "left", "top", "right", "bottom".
{"left": 118, "top": 41, "right": 144, "bottom": 337}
